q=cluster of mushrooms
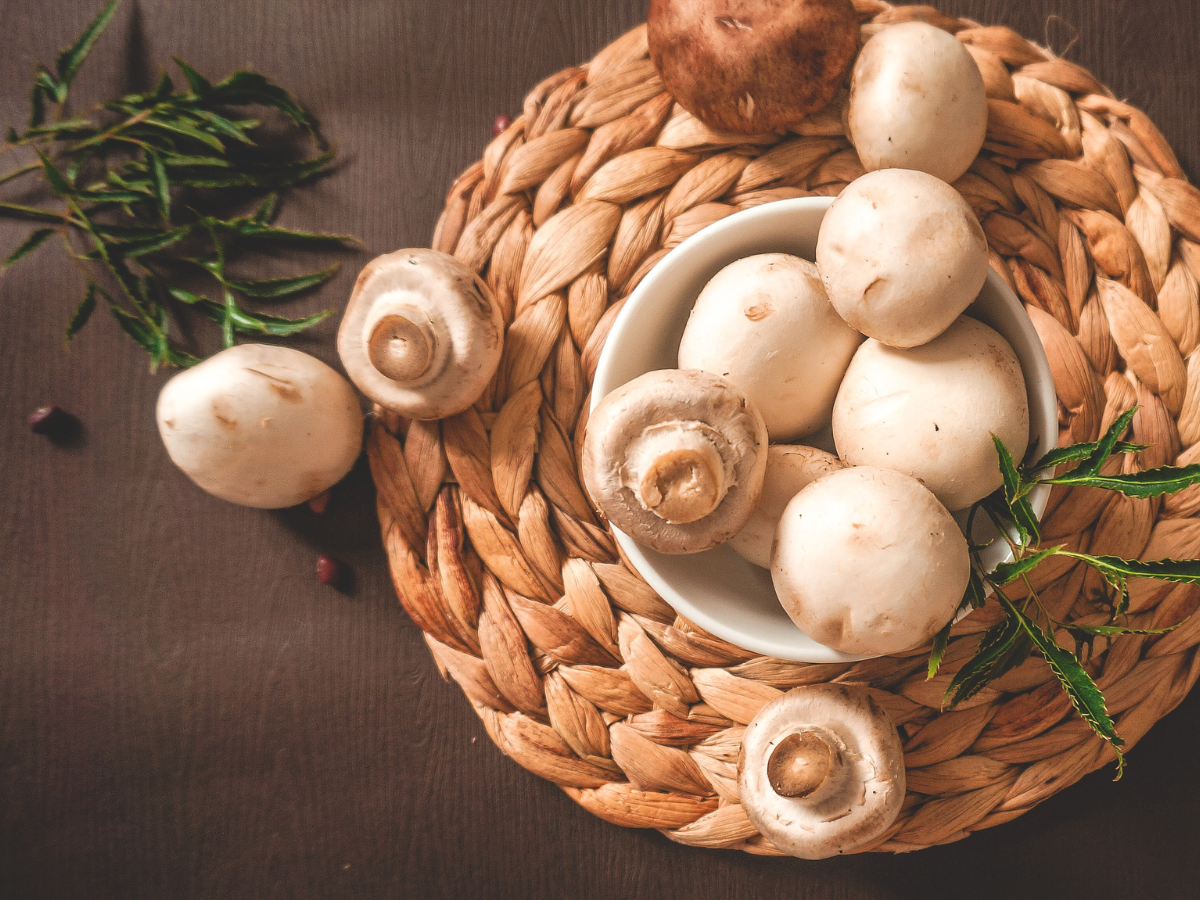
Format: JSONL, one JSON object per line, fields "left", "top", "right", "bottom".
{"left": 148, "top": 4, "right": 1041, "bottom": 858}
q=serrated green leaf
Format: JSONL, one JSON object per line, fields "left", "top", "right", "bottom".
{"left": 1061, "top": 553, "right": 1200, "bottom": 587}
{"left": 4, "top": 227, "right": 56, "bottom": 268}
{"left": 1081, "top": 407, "right": 1139, "bottom": 478}
{"left": 1067, "top": 622, "right": 1178, "bottom": 638}
{"left": 996, "top": 592, "right": 1124, "bottom": 776}
{"left": 65, "top": 282, "right": 99, "bottom": 343}
{"left": 227, "top": 263, "right": 338, "bottom": 298}
{"left": 927, "top": 619, "right": 953, "bottom": 680}
{"left": 160, "top": 153, "right": 231, "bottom": 169}
{"left": 55, "top": 0, "right": 120, "bottom": 88}
{"left": 965, "top": 568, "right": 988, "bottom": 609}
{"left": 1031, "top": 440, "right": 1143, "bottom": 472}
{"left": 105, "top": 227, "right": 190, "bottom": 259}
{"left": 945, "top": 611, "right": 1023, "bottom": 708}
{"left": 1045, "top": 464, "right": 1200, "bottom": 499}
{"left": 989, "top": 547, "right": 1062, "bottom": 585}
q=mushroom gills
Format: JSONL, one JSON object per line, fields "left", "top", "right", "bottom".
{"left": 767, "top": 727, "right": 868, "bottom": 824}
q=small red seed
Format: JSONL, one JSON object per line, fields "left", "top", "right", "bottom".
{"left": 308, "top": 489, "right": 332, "bottom": 515}
{"left": 317, "top": 555, "right": 346, "bottom": 587}
{"left": 492, "top": 114, "right": 512, "bottom": 138}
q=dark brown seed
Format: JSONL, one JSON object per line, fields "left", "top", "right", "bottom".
{"left": 317, "top": 555, "right": 346, "bottom": 587}
{"left": 29, "top": 405, "right": 74, "bottom": 440}
{"left": 492, "top": 114, "right": 512, "bottom": 138}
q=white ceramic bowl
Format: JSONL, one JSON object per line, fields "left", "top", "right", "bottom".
{"left": 592, "top": 197, "right": 1058, "bottom": 663}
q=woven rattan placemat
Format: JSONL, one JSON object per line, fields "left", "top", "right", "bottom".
{"left": 366, "top": 1, "right": 1200, "bottom": 854}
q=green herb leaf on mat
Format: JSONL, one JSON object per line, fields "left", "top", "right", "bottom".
{"left": 935, "top": 408, "right": 1200, "bottom": 775}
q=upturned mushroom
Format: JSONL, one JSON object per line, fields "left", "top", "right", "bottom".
{"left": 648, "top": 0, "right": 861, "bottom": 134}
{"left": 338, "top": 248, "right": 503, "bottom": 419}
{"left": 815, "top": 168, "right": 989, "bottom": 349}
{"left": 832, "top": 315, "right": 1030, "bottom": 511}
{"left": 739, "top": 684, "right": 906, "bottom": 858}
{"left": 728, "top": 444, "right": 845, "bottom": 568}
{"left": 156, "top": 344, "right": 364, "bottom": 509}
{"left": 582, "top": 369, "right": 768, "bottom": 554}
{"left": 677, "top": 253, "right": 863, "bottom": 441}
{"left": 847, "top": 22, "right": 988, "bottom": 183}
{"left": 772, "top": 466, "right": 969, "bottom": 656}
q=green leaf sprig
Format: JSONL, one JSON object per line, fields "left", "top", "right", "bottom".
{"left": 1, "top": 0, "right": 353, "bottom": 369}
{"left": 929, "top": 407, "right": 1200, "bottom": 778}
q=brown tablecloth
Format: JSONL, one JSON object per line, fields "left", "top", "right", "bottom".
{"left": 3, "top": 1, "right": 1199, "bottom": 897}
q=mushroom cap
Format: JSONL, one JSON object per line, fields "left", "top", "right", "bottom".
{"left": 815, "top": 168, "right": 989, "bottom": 349}
{"left": 738, "top": 684, "right": 906, "bottom": 858}
{"left": 337, "top": 248, "right": 503, "bottom": 420}
{"left": 648, "top": 0, "right": 860, "bottom": 134}
{"left": 847, "top": 21, "right": 988, "bottom": 183}
{"left": 156, "top": 344, "right": 364, "bottom": 509}
{"left": 771, "top": 466, "right": 969, "bottom": 656}
{"left": 728, "top": 444, "right": 846, "bottom": 568}
{"left": 833, "top": 315, "right": 1030, "bottom": 510}
{"left": 677, "top": 253, "right": 863, "bottom": 440}
{"left": 582, "top": 369, "right": 768, "bottom": 554}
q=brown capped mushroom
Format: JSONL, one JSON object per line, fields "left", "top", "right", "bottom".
{"left": 648, "top": 0, "right": 860, "bottom": 134}
{"left": 337, "top": 248, "right": 503, "bottom": 419}
{"left": 582, "top": 369, "right": 768, "bottom": 554}
{"left": 739, "top": 684, "right": 905, "bottom": 858}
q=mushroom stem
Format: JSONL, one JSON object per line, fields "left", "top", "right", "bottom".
{"left": 768, "top": 729, "right": 837, "bottom": 799}
{"left": 367, "top": 313, "right": 436, "bottom": 383}
{"left": 623, "top": 421, "right": 732, "bottom": 525}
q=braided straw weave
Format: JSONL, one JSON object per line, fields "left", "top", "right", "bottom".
{"left": 368, "top": 1, "right": 1200, "bottom": 853}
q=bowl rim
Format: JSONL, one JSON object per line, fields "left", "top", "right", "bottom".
{"left": 592, "top": 195, "right": 1058, "bottom": 662}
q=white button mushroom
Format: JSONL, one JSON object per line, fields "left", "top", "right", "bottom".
{"left": 582, "top": 369, "right": 768, "bottom": 555}
{"left": 728, "top": 444, "right": 846, "bottom": 568}
{"left": 815, "top": 168, "right": 989, "bottom": 349}
{"left": 677, "top": 253, "right": 863, "bottom": 441}
{"left": 337, "top": 248, "right": 503, "bottom": 420}
{"left": 847, "top": 21, "right": 988, "bottom": 183}
{"left": 772, "top": 466, "right": 970, "bottom": 656}
{"left": 156, "top": 344, "right": 364, "bottom": 509}
{"left": 739, "top": 684, "right": 906, "bottom": 858}
{"left": 832, "top": 315, "right": 1030, "bottom": 511}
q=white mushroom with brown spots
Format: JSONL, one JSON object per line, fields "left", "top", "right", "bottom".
{"left": 678, "top": 253, "right": 863, "bottom": 441}
{"left": 847, "top": 21, "right": 988, "bottom": 183}
{"left": 728, "top": 444, "right": 846, "bottom": 568}
{"left": 338, "top": 248, "right": 503, "bottom": 419}
{"left": 833, "top": 315, "right": 1030, "bottom": 511}
{"left": 739, "top": 684, "right": 906, "bottom": 858}
{"left": 156, "top": 344, "right": 363, "bottom": 509}
{"left": 772, "top": 466, "right": 970, "bottom": 656}
{"left": 816, "top": 168, "right": 989, "bottom": 349}
{"left": 582, "top": 369, "right": 768, "bottom": 554}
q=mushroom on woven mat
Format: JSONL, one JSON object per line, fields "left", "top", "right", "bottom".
{"left": 739, "top": 684, "right": 905, "bottom": 858}
{"left": 338, "top": 248, "right": 504, "bottom": 420}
